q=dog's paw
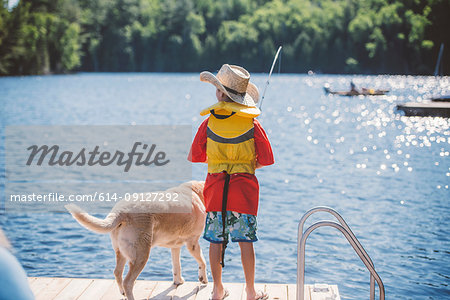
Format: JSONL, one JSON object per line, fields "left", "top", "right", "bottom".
{"left": 173, "top": 276, "right": 185, "bottom": 286}
{"left": 198, "top": 266, "right": 208, "bottom": 284}
{"left": 198, "top": 275, "right": 208, "bottom": 284}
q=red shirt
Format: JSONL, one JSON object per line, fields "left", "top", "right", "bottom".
{"left": 188, "top": 117, "right": 274, "bottom": 215}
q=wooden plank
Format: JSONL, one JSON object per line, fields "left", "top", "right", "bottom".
{"left": 35, "top": 278, "right": 72, "bottom": 300}
{"left": 27, "top": 278, "right": 340, "bottom": 300}
{"left": 194, "top": 282, "right": 213, "bottom": 300}
{"left": 172, "top": 281, "right": 201, "bottom": 300}
{"left": 309, "top": 284, "right": 340, "bottom": 300}
{"left": 226, "top": 282, "right": 244, "bottom": 300}
{"left": 133, "top": 280, "right": 158, "bottom": 300}
{"left": 330, "top": 285, "right": 340, "bottom": 300}
{"left": 53, "top": 278, "right": 94, "bottom": 300}
{"left": 306, "top": 285, "right": 313, "bottom": 300}
{"left": 77, "top": 279, "right": 114, "bottom": 300}
{"left": 29, "top": 277, "right": 51, "bottom": 289}
{"left": 265, "top": 283, "right": 288, "bottom": 300}
{"left": 99, "top": 279, "right": 157, "bottom": 300}
{"left": 287, "top": 284, "right": 301, "bottom": 300}
{"left": 148, "top": 281, "right": 177, "bottom": 300}
{"left": 99, "top": 280, "right": 124, "bottom": 300}
{"left": 305, "top": 285, "right": 311, "bottom": 300}
{"left": 30, "top": 277, "right": 55, "bottom": 297}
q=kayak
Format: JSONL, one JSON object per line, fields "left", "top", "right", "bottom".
{"left": 324, "top": 87, "right": 389, "bottom": 96}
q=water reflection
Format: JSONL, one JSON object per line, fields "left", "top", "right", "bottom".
{"left": 0, "top": 73, "right": 449, "bottom": 299}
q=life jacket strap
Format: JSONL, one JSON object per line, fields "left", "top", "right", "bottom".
{"left": 210, "top": 110, "right": 236, "bottom": 119}
{"left": 221, "top": 172, "right": 231, "bottom": 268}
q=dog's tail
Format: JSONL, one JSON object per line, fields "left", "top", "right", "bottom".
{"left": 65, "top": 204, "right": 122, "bottom": 234}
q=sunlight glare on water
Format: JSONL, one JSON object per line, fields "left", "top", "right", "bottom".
{"left": 0, "top": 73, "right": 449, "bottom": 299}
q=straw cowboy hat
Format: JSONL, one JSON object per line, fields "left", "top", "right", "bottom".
{"left": 200, "top": 64, "right": 259, "bottom": 107}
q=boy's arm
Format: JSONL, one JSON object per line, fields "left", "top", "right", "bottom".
{"left": 253, "top": 119, "right": 274, "bottom": 168}
{"left": 188, "top": 118, "right": 209, "bottom": 163}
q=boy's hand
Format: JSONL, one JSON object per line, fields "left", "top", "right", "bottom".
{"left": 255, "top": 161, "right": 263, "bottom": 169}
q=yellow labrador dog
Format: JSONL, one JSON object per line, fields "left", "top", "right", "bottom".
{"left": 65, "top": 181, "right": 207, "bottom": 300}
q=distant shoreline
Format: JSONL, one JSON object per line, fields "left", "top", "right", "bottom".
{"left": 1, "top": 0, "right": 448, "bottom": 77}
{"left": 1, "top": 71, "right": 449, "bottom": 78}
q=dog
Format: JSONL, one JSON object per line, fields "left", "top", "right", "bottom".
{"left": 65, "top": 181, "right": 208, "bottom": 300}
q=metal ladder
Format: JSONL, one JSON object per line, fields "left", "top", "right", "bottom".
{"left": 296, "top": 206, "right": 385, "bottom": 300}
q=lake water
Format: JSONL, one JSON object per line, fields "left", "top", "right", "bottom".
{"left": 0, "top": 73, "right": 449, "bottom": 299}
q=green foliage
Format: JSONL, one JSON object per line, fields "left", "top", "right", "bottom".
{"left": 0, "top": 0, "right": 81, "bottom": 75}
{"left": 0, "top": 0, "right": 448, "bottom": 75}
{"left": 345, "top": 57, "right": 359, "bottom": 73}
{"left": 60, "top": 22, "right": 81, "bottom": 70}
{"left": 0, "top": 1, "right": 12, "bottom": 73}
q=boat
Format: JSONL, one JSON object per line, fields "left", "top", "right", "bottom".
{"left": 324, "top": 86, "right": 389, "bottom": 96}
{"left": 396, "top": 43, "right": 450, "bottom": 117}
{"left": 431, "top": 95, "right": 450, "bottom": 102}
{"left": 396, "top": 101, "right": 450, "bottom": 117}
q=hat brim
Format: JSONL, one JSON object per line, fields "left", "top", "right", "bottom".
{"left": 200, "top": 71, "right": 259, "bottom": 107}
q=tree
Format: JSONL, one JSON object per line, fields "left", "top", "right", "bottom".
{"left": 0, "top": 0, "right": 447, "bottom": 75}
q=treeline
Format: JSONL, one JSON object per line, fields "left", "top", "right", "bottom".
{"left": 0, "top": 0, "right": 448, "bottom": 75}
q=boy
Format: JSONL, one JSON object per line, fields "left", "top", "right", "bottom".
{"left": 189, "top": 64, "right": 274, "bottom": 300}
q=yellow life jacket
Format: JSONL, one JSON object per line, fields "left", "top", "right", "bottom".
{"left": 201, "top": 101, "right": 260, "bottom": 174}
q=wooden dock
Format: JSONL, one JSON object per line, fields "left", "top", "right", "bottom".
{"left": 28, "top": 277, "right": 340, "bottom": 300}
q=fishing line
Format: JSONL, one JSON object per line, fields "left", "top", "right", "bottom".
{"left": 259, "top": 46, "right": 282, "bottom": 111}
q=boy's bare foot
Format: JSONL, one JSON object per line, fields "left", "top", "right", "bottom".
{"left": 246, "top": 289, "right": 268, "bottom": 300}
{"left": 211, "top": 286, "right": 229, "bottom": 300}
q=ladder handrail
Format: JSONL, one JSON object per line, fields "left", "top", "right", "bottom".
{"left": 298, "top": 206, "right": 376, "bottom": 299}
{"left": 298, "top": 206, "right": 375, "bottom": 267}
{"left": 296, "top": 208, "right": 385, "bottom": 300}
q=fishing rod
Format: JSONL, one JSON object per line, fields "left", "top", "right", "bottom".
{"left": 259, "top": 46, "right": 282, "bottom": 110}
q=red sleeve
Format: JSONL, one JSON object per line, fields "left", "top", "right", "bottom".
{"left": 188, "top": 117, "right": 209, "bottom": 163}
{"left": 253, "top": 119, "right": 274, "bottom": 166}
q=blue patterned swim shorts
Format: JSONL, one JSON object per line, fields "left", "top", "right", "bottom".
{"left": 203, "top": 211, "right": 258, "bottom": 243}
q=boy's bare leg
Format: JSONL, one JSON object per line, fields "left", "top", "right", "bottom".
{"left": 239, "top": 242, "right": 257, "bottom": 300}
{"left": 210, "top": 243, "right": 226, "bottom": 299}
